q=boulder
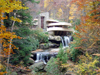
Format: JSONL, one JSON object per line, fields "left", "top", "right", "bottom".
{"left": 49, "top": 35, "right": 61, "bottom": 41}
{"left": 39, "top": 43, "right": 49, "bottom": 49}
{"left": 48, "top": 42, "right": 59, "bottom": 48}
{"left": 54, "top": 36, "right": 61, "bottom": 41}
{"left": 30, "top": 54, "right": 34, "bottom": 58}
{"left": 31, "top": 49, "right": 43, "bottom": 54}
{"left": 29, "top": 62, "right": 45, "bottom": 72}
{"left": 28, "top": 58, "right": 35, "bottom": 65}
{"left": 48, "top": 31, "right": 54, "bottom": 36}
{"left": 49, "top": 35, "right": 55, "bottom": 40}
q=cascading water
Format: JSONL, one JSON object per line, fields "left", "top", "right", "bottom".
{"left": 34, "top": 36, "right": 73, "bottom": 64}
{"left": 34, "top": 52, "right": 57, "bottom": 64}
{"left": 35, "top": 52, "right": 50, "bottom": 64}
{"left": 64, "top": 36, "right": 70, "bottom": 47}
{"left": 61, "top": 36, "right": 72, "bottom": 47}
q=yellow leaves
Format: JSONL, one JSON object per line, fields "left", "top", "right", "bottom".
{"left": 0, "top": 0, "right": 28, "bottom": 14}
{"left": 61, "top": 63, "right": 69, "bottom": 68}
{"left": 57, "top": 8, "right": 63, "bottom": 18}
{"left": 10, "top": 16, "right": 22, "bottom": 22}
{"left": 69, "top": 4, "right": 77, "bottom": 20}
{"left": 44, "top": 0, "right": 54, "bottom": 8}
{"left": 0, "top": 25, "right": 6, "bottom": 32}
{"left": 72, "top": 53, "right": 99, "bottom": 74}
{"left": 0, "top": 31, "right": 17, "bottom": 39}
{"left": 0, "top": 25, "right": 21, "bottom": 55}
{"left": 0, "top": 64, "right": 4, "bottom": 70}
{"left": 44, "top": 0, "right": 48, "bottom": 8}
{"left": 69, "top": 16, "right": 75, "bottom": 20}
{"left": 0, "top": 64, "right": 7, "bottom": 75}
{"left": 58, "top": 8, "right": 63, "bottom": 13}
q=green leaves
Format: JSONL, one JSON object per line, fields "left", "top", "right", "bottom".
{"left": 28, "top": 0, "right": 40, "bottom": 4}
{"left": 57, "top": 45, "right": 68, "bottom": 64}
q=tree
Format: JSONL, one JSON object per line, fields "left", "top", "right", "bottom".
{"left": 67, "top": 0, "right": 100, "bottom": 64}
{"left": 11, "top": 27, "right": 39, "bottom": 66}
{"left": 10, "top": 0, "right": 40, "bottom": 66}
{"left": 43, "top": 0, "right": 72, "bottom": 21}
{"left": 0, "top": 0, "right": 27, "bottom": 74}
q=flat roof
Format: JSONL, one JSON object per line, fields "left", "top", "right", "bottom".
{"left": 47, "top": 27, "right": 74, "bottom": 32}
{"left": 46, "top": 19, "right": 59, "bottom": 23}
{"left": 47, "top": 22, "right": 72, "bottom": 26}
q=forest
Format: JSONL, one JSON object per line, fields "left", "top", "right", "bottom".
{"left": 0, "top": 0, "right": 100, "bottom": 75}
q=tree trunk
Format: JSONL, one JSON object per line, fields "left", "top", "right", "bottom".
{"left": 6, "top": 12, "right": 16, "bottom": 75}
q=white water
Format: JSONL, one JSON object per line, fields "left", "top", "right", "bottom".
{"left": 35, "top": 52, "right": 49, "bottom": 64}
{"left": 61, "top": 36, "right": 71, "bottom": 47}
{"left": 35, "top": 36, "right": 72, "bottom": 64}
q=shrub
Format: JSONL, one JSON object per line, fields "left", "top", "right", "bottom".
{"left": 32, "top": 29, "right": 48, "bottom": 43}
{"left": 45, "top": 45, "right": 68, "bottom": 75}
{"left": 10, "top": 27, "right": 39, "bottom": 66}
{"left": 57, "top": 45, "right": 68, "bottom": 64}
{"left": 45, "top": 57, "right": 62, "bottom": 75}
{"left": 11, "top": 36, "right": 38, "bottom": 66}
{"left": 69, "top": 37, "right": 83, "bottom": 62}
{"left": 67, "top": 52, "right": 99, "bottom": 75}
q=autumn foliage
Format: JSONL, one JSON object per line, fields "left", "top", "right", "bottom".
{"left": 0, "top": 0, "right": 27, "bottom": 74}
{"left": 65, "top": 0, "right": 100, "bottom": 74}
{"left": 70, "top": 0, "right": 100, "bottom": 53}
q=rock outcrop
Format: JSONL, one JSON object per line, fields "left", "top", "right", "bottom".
{"left": 29, "top": 62, "right": 46, "bottom": 72}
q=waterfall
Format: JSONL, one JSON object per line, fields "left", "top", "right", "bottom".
{"left": 35, "top": 53, "right": 40, "bottom": 62}
{"left": 35, "top": 52, "right": 50, "bottom": 64}
{"left": 60, "top": 37, "right": 65, "bottom": 46}
{"left": 64, "top": 36, "right": 70, "bottom": 47}
{"left": 61, "top": 36, "right": 71, "bottom": 47}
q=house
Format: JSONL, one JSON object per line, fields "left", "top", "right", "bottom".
{"left": 32, "top": 12, "right": 49, "bottom": 31}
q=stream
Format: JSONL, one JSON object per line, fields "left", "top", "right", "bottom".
{"left": 29, "top": 36, "right": 73, "bottom": 75}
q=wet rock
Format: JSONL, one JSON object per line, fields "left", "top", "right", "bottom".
{"left": 28, "top": 58, "right": 35, "bottom": 65}
{"left": 31, "top": 49, "right": 43, "bottom": 54}
{"left": 54, "top": 36, "right": 61, "bottom": 41}
{"left": 49, "top": 35, "right": 61, "bottom": 41}
{"left": 30, "top": 54, "right": 34, "bottom": 58}
{"left": 48, "top": 31, "right": 54, "bottom": 36}
{"left": 48, "top": 42, "right": 59, "bottom": 48}
{"left": 29, "top": 62, "right": 45, "bottom": 72}
{"left": 39, "top": 43, "right": 49, "bottom": 49}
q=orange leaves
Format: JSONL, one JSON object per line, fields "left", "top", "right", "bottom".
{"left": 0, "top": 25, "right": 6, "bottom": 32}
{"left": 17, "top": 36, "right": 22, "bottom": 39}
{"left": 81, "top": 39, "right": 88, "bottom": 42}
{"left": 0, "top": 26, "right": 18, "bottom": 40}
{"left": 75, "top": 26, "right": 80, "bottom": 30}
{"left": 81, "top": 29, "right": 87, "bottom": 33}
{"left": 92, "top": 54, "right": 100, "bottom": 57}
{"left": 0, "top": 71, "right": 7, "bottom": 75}
{"left": 0, "top": 32, "right": 17, "bottom": 39}
{"left": 0, "top": 16, "right": 8, "bottom": 20}
{"left": 74, "top": 46, "right": 82, "bottom": 49}
{"left": 0, "top": 25, "right": 21, "bottom": 56}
